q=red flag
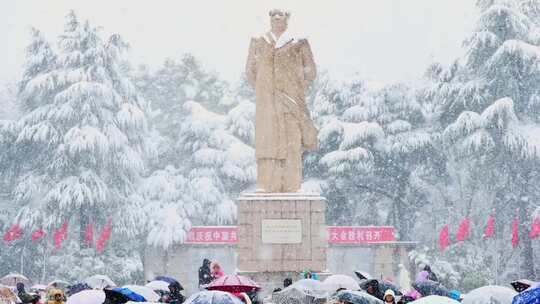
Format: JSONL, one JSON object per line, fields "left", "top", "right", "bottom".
{"left": 54, "top": 222, "right": 69, "bottom": 249}
{"left": 484, "top": 216, "right": 495, "bottom": 239}
{"left": 439, "top": 224, "right": 450, "bottom": 251}
{"left": 456, "top": 218, "right": 471, "bottom": 242}
{"left": 96, "top": 218, "right": 112, "bottom": 253}
{"left": 529, "top": 218, "right": 540, "bottom": 239}
{"left": 31, "top": 229, "right": 46, "bottom": 243}
{"left": 512, "top": 218, "right": 520, "bottom": 248}
{"left": 85, "top": 222, "right": 94, "bottom": 247}
{"left": 3, "top": 224, "right": 23, "bottom": 243}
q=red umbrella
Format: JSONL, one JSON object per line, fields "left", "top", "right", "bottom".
{"left": 206, "top": 275, "right": 261, "bottom": 293}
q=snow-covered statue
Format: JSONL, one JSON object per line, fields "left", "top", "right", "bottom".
{"left": 245, "top": 8, "right": 318, "bottom": 193}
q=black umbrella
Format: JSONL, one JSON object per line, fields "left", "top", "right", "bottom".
{"left": 359, "top": 280, "right": 402, "bottom": 297}
{"left": 335, "top": 290, "right": 383, "bottom": 304}
{"left": 154, "top": 276, "right": 184, "bottom": 291}
{"left": 511, "top": 279, "right": 537, "bottom": 293}
{"left": 103, "top": 289, "right": 131, "bottom": 304}
{"left": 67, "top": 283, "right": 92, "bottom": 296}
{"left": 412, "top": 280, "right": 451, "bottom": 297}
{"left": 378, "top": 282, "right": 402, "bottom": 296}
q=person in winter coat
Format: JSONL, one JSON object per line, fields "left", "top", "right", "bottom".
{"left": 423, "top": 265, "right": 438, "bottom": 282}
{"left": 211, "top": 262, "right": 224, "bottom": 280}
{"left": 16, "top": 283, "right": 40, "bottom": 304}
{"left": 198, "top": 259, "right": 213, "bottom": 288}
{"left": 365, "top": 280, "right": 384, "bottom": 301}
{"left": 46, "top": 289, "right": 66, "bottom": 304}
{"left": 167, "top": 282, "right": 185, "bottom": 304}
{"left": 383, "top": 290, "right": 396, "bottom": 304}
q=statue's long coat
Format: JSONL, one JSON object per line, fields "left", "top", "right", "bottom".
{"left": 245, "top": 32, "right": 318, "bottom": 160}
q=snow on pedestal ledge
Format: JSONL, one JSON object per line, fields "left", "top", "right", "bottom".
{"left": 238, "top": 192, "right": 326, "bottom": 201}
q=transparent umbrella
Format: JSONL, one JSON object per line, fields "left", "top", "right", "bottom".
{"left": 462, "top": 285, "right": 517, "bottom": 304}
{"left": 0, "top": 273, "right": 29, "bottom": 286}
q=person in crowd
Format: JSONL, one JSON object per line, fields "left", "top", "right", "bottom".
{"left": 383, "top": 290, "right": 396, "bottom": 304}
{"left": 168, "top": 282, "right": 185, "bottom": 304}
{"left": 273, "top": 277, "right": 293, "bottom": 293}
{"left": 301, "top": 270, "right": 319, "bottom": 280}
{"left": 211, "top": 261, "right": 224, "bottom": 280}
{"left": 283, "top": 278, "right": 292, "bottom": 288}
{"left": 423, "top": 265, "right": 438, "bottom": 282}
{"left": 46, "top": 289, "right": 66, "bottom": 304}
{"left": 198, "top": 258, "right": 213, "bottom": 289}
{"left": 16, "top": 283, "right": 40, "bottom": 304}
{"left": 365, "top": 280, "right": 384, "bottom": 300}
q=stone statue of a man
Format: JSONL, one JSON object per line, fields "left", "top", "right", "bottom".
{"left": 245, "top": 9, "right": 318, "bottom": 193}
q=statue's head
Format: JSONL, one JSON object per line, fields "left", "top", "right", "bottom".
{"left": 269, "top": 9, "right": 290, "bottom": 32}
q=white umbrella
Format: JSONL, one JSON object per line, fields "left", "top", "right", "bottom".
{"left": 66, "top": 290, "right": 105, "bottom": 304}
{"left": 323, "top": 274, "right": 360, "bottom": 291}
{"left": 30, "top": 284, "right": 48, "bottom": 291}
{"left": 84, "top": 275, "right": 115, "bottom": 289}
{"left": 122, "top": 285, "right": 160, "bottom": 302}
{"left": 145, "top": 280, "right": 170, "bottom": 292}
{"left": 412, "top": 295, "right": 460, "bottom": 304}
{"left": 462, "top": 285, "right": 517, "bottom": 304}
{"left": 0, "top": 273, "right": 29, "bottom": 286}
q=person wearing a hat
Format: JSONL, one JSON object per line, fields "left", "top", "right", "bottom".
{"left": 383, "top": 289, "right": 396, "bottom": 304}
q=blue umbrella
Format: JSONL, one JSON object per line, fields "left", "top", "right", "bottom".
{"left": 185, "top": 291, "right": 244, "bottom": 304}
{"left": 112, "top": 288, "right": 147, "bottom": 302}
{"left": 513, "top": 286, "right": 540, "bottom": 304}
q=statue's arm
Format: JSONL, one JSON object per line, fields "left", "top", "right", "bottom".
{"left": 245, "top": 38, "right": 258, "bottom": 88}
{"left": 300, "top": 39, "right": 317, "bottom": 90}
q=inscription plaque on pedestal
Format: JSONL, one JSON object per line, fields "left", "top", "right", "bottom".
{"left": 262, "top": 219, "right": 302, "bottom": 244}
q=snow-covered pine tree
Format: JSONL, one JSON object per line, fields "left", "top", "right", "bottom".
{"left": 176, "top": 100, "right": 255, "bottom": 226}
{"left": 308, "top": 78, "right": 432, "bottom": 240}
{"left": 14, "top": 11, "right": 150, "bottom": 255}
{"left": 422, "top": 0, "right": 540, "bottom": 281}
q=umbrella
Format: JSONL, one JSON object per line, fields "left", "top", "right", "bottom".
{"left": 272, "top": 279, "right": 329, "bottom": 304}
{"left": 67, "top": 290, "right": 106, "bottom": 304}
{"left": 323, "top": 275, "right": 360, "bottom": 292}
{"left": 412, "top": 280, "right": 451, "bottom": 297}
{"left": 335, "top": 290, "right": 383, "bottom": 304}
{"left": 411, "top": 295, "right": 460, "bottom": 304}
{"left": 512, "top": 280, "right": 538, "bottom": 293}
{"left": 184, "top": 290, "right": 244, "bottom": 304}
{"left": 31, "top": 284, "right": 48, "bottom": 291}
{"left": 354, "top": 271, "right": 372, "bottom": 281}
{"left": 84, "top": 275, "right": 116, "bottom": 289}
{"left": 154, "top": 276, "right": 179, "bottom": 285}
{"left": 206, "top": 275, "right": 261, "bottom": 293}
{"left": 462, "top": 285, "right": 517, "bottom": 304}
{"left": 145, "top": 280, "right": 170, "bottom": 292}
{"left": 122, "top": 286, "right": 160, "bottom": 302}
{"left": 49, "top": 280, "right": 70, "bottom": 288}
{"left": 0, "top": 273, "right": 29, "bottom": 286}
{"left": 67, "top": 283, "right": 92, "bottom": 296}
{"left": 512, "top": 285, "right": 540, "bottom": 304}
{"left": 110, "top": 288, "right": 146, "bottom": 302}
{"left": 378, "top": 282, "right": 402, "bottom": 296}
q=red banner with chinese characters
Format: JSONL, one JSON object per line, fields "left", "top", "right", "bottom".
{"left": 326, "top": 226, "right": 396, "bottom": 244}
{"left": 186, "top": 226, "right": 238, "bottom": 244}
{"left": 184, "top": 226, "right": 396, "bottom": 244}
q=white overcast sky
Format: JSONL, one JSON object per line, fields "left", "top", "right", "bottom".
{"left": 2, "top": 0, "right": 477, "bottom": 84}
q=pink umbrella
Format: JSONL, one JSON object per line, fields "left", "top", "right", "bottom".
{"left": 206, "top": 275, "right": 261, "bottom": 293}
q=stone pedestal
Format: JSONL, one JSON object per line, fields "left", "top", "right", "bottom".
{"left": 237, "top": 193, "right": 327, "bottom": 291}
